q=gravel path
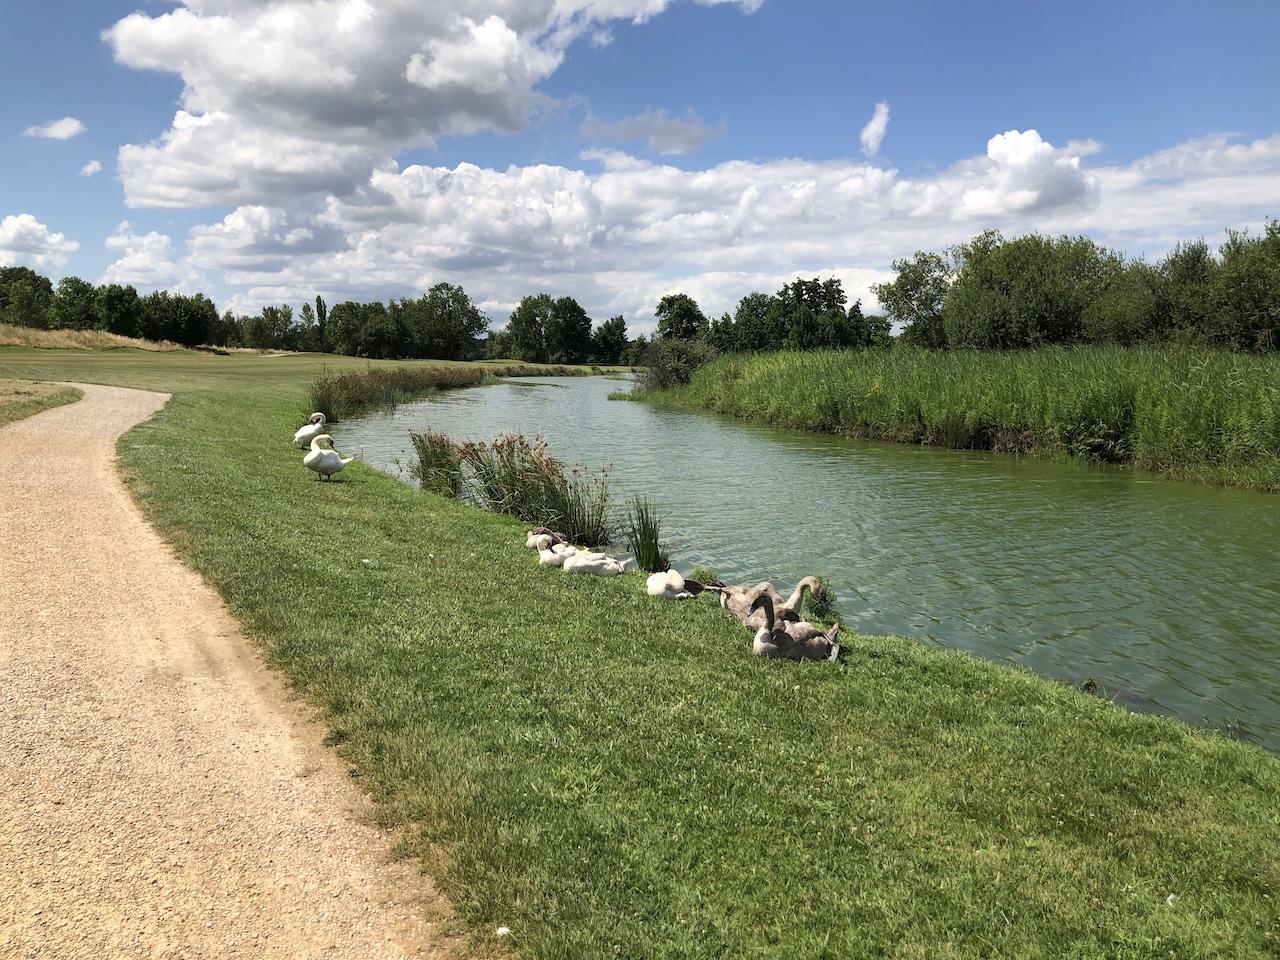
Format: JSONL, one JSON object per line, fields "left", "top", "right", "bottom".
{"left": 0, "top": 384, "right": 461, "bottom": 960}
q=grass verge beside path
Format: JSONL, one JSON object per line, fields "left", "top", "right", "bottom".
{"left": 2, "top": 345, "right": 1278, "bottom": 958}
{"left": 646, "top": 347, "right": 1280, "bottom": 492}
{"left": 0, "top": 378, "right": 82, "bottom": 427}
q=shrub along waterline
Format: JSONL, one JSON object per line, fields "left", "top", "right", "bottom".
{"left": 308, "top": 363, "right": 596, "bottom": 422}
{"left": 637, "top": 345, "right": 1280, "bottom": 492}
{"left": 410, "top": 430, "right": 615, "bottom": 546}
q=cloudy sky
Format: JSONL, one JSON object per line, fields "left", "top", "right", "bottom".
{"left": 2, "top": 0, "right": 1279, "bottom": 333}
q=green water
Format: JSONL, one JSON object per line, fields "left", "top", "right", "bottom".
{"left": 337, "top": 376, "right": 1280, "bottom": 750}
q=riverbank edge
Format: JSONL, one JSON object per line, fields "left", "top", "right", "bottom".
{"left": 0, "top": 379, "right": 83, "bottom": 428}
{"left": 620, "top": 381, "right": 1280, "bottom": 494}
{"left": 100, "top": 365, "right": 1279, "bottom": 956}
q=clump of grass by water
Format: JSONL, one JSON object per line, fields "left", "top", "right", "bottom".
{"left": 801, "top": 576, "right": 841, "bottom": 626}
{"left": 416, "top": 432, "right": 614, "bottom": 546}
{"left": 408, "top": 429, "right": 464, "bottom": 497}
{"left": 625, "top": 496, "right": 670, "bottom": 573}
{"left": 308, "top": 366, "right": 490, "bottom": 421}
{"left": 650, "top": 346, "right": 1280, "bottom": 491}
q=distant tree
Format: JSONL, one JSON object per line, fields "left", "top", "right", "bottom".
{"left": 93, "top": 284, "right": 143, "bottom": 338}
{"left": 732, "top": 291, "right": 775, "bottom": 351}
{"left": 544, "top": 296, "right": 593, "bottom": 364}
{"left": 1211, "top": 220, "right": 1280, "bottom": 351}
{"left": 483, "top": 329, "right": 513, "bottom": 360}
{"left": 298, "top": 302, "right": 318, "bottom": 352}
{"left": 507, "top": 294, "right": 554, "bottom": 362}
{"left": 655, "top": 293, "right": 708, "bottom": 342}
{"left": 315, "top": 295, "right": 328, "bottom": 351}
{"left": 874, "top": 251, "right": 951, "bottom": 348}
{"left": 705, "top": 312, "right": 736, "bottom": 352}
{"left": 403, "top": 282, "right": 489, "bottom": 360}
{"left": 0, "top": 266, "right": 55, "bottom": 328}
{"left": 591, "top": 315, "right": 630, "bottom": 364}
{"left": 243, "top": 304, "right": 294, "bottom": 350}
{"left": 1155, "top": 240, "right": 1217, "bottom": 341}
{"left": 621, "top": 333, "right": 649, "bottom": 367}
{"left": 52, "top": 276, "right": 97, "bottom": 330}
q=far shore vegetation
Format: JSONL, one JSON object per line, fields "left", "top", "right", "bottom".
{"left": 1, "top": 344, "right": 1277, "bottom": 958}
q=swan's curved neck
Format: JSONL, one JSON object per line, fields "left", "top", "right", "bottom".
{"left": 783, "top": 577, "right": 817, "bottom": 611}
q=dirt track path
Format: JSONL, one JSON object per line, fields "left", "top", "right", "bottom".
{"left": 0, "top": 384, "right": 458, "bottom": 959}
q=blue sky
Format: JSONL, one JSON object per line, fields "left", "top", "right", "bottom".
{"left": 2, "top": 0, "right": 1279, "bottom": 330}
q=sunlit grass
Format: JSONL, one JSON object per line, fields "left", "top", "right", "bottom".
{"left": 0, "top": 378, "right": 82, "bottom": 427}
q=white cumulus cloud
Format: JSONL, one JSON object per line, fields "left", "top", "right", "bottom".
{"left": 23, "top": 117, "right": 87, "bottom": 140}
{"left": 0, "top": 214, "right": 80, "bottom": 269}
{"left": 100, "top": 222, "right": 198, "bottom": 291}
{"left": 80, "top": 160, "right": 104, "bottom": 177}
{"left": 105, "top": 0, "right": 762, "bottom": 208}
{"left": 860, "top": 102, "right": 889, "bottom": 158}
{"left": 170, "top": 127, "right": 1280, "bottom": 330}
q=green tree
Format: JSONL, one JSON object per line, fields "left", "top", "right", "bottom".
{"left": 399, "top": 282, "right": 488, "bottom": 360}
{"left": 732, "top": 292, "right": 774, "bottom": 351}
{"left": 93, "top": 284, "right": 142, "bottom": 338}
{"left": 507, "top": 294, "right": 554, "bottom": 362}
{"left": 655, "top": 293, "right": 708, "bottom": 342}
{"left": 1211, "top": 220, "right": 1280, "bottom": 351}
{"left": 591, "top": 315, "right": 630, "bottom": 364}
{"left": 0, "top": 266, "right": 55, "bottom": 328}
{"left": 315, "top": 295, "right": 328, "bottom": 351}
{"left": 52, "top": 276, "right": 97, "bottom": 330}
{"left": 544, "top": 296, "right": 593, "bottom": 364}
{"left": 873, "top": 250, "right": 953, "bottom": 348}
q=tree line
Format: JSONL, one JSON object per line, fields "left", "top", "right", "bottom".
{"left": 874, "top": 220, "right": 1280, "bottom": 352}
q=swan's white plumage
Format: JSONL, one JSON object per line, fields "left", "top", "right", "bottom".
{"left": 294, "top": 413, "right": 326, "bottom": 448}
{"left": 563, "top": 553, "right": 629, "bottom": 576}
{"left": 646, "top": 570, "right": 695, "bottom": 600}
{"left": 303, "top": 434, "right": 353, "bottom": 478}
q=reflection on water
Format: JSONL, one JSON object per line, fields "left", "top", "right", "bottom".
{"left": 336, "top": 376, "right": 1280, "bottom": 750}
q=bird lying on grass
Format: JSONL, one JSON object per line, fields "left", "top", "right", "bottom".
{"left": 646, "top": 570, "right": 707, "bottom": 600}
{"left": 749, "top": 593, "right": 841, "bottom": 662}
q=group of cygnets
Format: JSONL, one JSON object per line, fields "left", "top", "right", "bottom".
{"left": 526, "top": 528, "right": 841, "bottom": 662}
{"left": 293, "top": 412, "right": 353, "bottom": 479}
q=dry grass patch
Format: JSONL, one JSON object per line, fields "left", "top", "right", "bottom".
{"left": 0, "top": 324, "right": 184, "bottom": 352}
{"left": 0, "top": 378, "right": 82, "bottom": 427}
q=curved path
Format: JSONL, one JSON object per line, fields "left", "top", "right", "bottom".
{"left": 0, "top": 385, "right": 459, "bottom": 959}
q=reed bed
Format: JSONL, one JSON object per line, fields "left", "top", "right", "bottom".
{"left": 308, "top": 363, "right": 595, "bottom": 422}
{"left": 657, "top": 346, "right": 1280, "bottom": 491}
{"left": 410, "top": 430, "right": 615, "bottom": 545}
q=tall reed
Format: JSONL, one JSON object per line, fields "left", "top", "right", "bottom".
{"left": 409, "top": 429, "right": 464, "bottom": 497}
{"left": 625, "top": 496, "right": 669, "bottom": 573}
{"left": 420, "top": 432, "right": 615, "bottom": 546}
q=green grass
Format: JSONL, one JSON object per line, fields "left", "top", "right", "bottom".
{"left": 3, "top": 344, "right": 1279, "bottom": 958}
{"left": 0, "top": 377, "right": 82, "bottom": 427}
{"left": 643, "top": 346, "right": 1280, "bottom": 491}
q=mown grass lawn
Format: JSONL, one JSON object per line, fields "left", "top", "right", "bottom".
{"left": 2, "top": 345, "right": 1277, "bottom": 959}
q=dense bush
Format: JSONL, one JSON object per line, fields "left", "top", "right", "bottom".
{"left": 637, "top": 338, "right": 718, "bottom": 390}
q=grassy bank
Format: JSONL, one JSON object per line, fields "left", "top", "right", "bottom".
{"left": 2, "top": 344, "right": 1278, "bottom": 958}
{"left": 0, "top": 377, "right": 82, "bottom": 427}
{"left": 645, "top": 347, "right": 1280, "bottom": 491}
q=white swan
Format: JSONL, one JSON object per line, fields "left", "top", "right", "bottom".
{"left": 294, "top": 412, "right": 327, "bottom": 448}
{"left": 563, "top": 552, "right": 630, "bottom": 576}
{"left": 646, "top": 570, "right": 707, "bottom": 600}
{"left": 526, "top": 527, "right": 567, "bottom": 550}
{"left": 538, "top": 544, "right": 577, "bottom": 567}
{"left": 303, "top": 434, "right": 353, "bottom": 480}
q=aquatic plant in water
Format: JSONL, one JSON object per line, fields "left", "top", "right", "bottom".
{"left": 625, "top": 496, "right": 670, "bottom": 573}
